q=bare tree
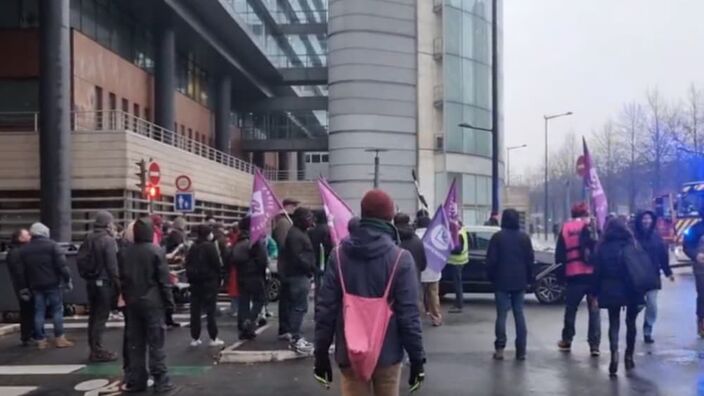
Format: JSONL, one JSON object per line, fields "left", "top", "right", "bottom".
{"left": 592, "top": 119, "right": 625, "bottom": 207}
{"left": 643, "top": 89, "right": 673, "bottom": 195}
{"left": 618, "top": 102, "right": 645, "bottom": 212}
{"left": 684, "top": 83, "right": 703, "bottom": 154}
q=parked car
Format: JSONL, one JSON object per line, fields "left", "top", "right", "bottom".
{"left": 438, "top": 226, "right": 565, "bottom": 304}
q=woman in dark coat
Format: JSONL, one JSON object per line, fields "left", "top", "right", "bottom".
{"left": 592, "top": 218, "right": 645, "bottom": 376}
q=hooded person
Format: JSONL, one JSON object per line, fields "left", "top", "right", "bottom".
{"left": 7, "top": 228, "right": 33, "bottom": 346}
{"left": 164, "top": 217, "right": 187, "bottom": 254}
{"left": 633, "top": 210, "right": 673, "bottom": 344}
{"left": 486, "top": 209, "right": 535, "bottom": 360}
{"left": 394, "top": 212, "right": 427, "bottom": 279}
{"left": 79, "top": 210, "right": 120, "bottom": 362}
{"left": 118, "top": 217, "right": 174, "bottom": 393}
{"left": 314, "top": 189, "right": 425, "bottom": 395}
{"left": 20, "top": 222, "right": 74, "bottom": 349}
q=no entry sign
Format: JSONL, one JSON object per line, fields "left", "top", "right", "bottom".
{"left": 148, "top": 162, "right": 161, "bottom": 185}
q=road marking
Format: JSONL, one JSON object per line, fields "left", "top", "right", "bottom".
{"left": 0, "top": 365, "right": 85, "bottom": 375}
{"left": 0, "top": 386, "right": 38, "bottom": 396}
{"left": 221, "top": 324, "right": 271, "bottom": 353}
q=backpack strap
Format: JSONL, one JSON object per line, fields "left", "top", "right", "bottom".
{"left": 382, "top": 249, "right": 405, "bottom": 300}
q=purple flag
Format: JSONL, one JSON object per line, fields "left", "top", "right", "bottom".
{"left": 422, "top": 206, "right": 453, "bottom": 273}
{"left": 250, "top": 169, "right": 285, "bottom": 244}
{"left": 443, "top": 178, "right": 460, "bottom": 248}
{"left": 318, "top": 178, "right": 355, "bottom": 245}
{"left": 583, "top": 137, "right": 608, "bottom": 231}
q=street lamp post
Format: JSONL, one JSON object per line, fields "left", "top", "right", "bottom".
{"left": 365, "top": 148, "right": 388, "bottom": 189}
{"left": 458, "top": 122, "right": 499, "bottom": 214}
{"left": 506, "top": 144, "right": 527, "bottom": 187}
{"left": 543, "top": 111, "right": 573, "bottom": 240}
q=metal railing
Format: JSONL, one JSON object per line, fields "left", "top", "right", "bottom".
{"left": 263, "top": 169, "right": 310, "bottom": 181}
{"left": 0, "top": 111, "right": 254, "bottom": 174}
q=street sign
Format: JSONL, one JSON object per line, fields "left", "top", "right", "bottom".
{"left": 148, "top": 161, "right": 161, "bottom": 185}
{"left": 175, "top": 174, "right": 192, "bottom": 192}
{"left": 174, "top": 192, "right": 195, "bottom": 213}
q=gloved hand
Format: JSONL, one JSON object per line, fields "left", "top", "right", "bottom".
{"left": 19, "top": 289, "right": 31, "bottom": 302}
{"left": 313, "top": 352, "right": 333, "bottom": 388}
{"left": 409, "top": 360, "right": 425, "bottom": 393}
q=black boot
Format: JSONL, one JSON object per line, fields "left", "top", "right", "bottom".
{"left": 609, "top": 351, "right": 619, "bottom": 376}
{"left": 625, "top": 352, "right": 635, "bottom": 371}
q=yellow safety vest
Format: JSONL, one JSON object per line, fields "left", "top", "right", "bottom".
{"left": 447, "top": 227, "right": 469, "bottom": 265}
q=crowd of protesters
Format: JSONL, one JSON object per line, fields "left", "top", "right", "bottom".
{"left": 5, "top": 185, "right": 702, "bottom": 394}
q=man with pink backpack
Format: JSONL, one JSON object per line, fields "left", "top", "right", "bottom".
{"left": 314, "top": 189, "right": 426, "bottom": 395}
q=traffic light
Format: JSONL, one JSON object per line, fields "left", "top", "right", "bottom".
{"left": 146, "top": 183, "right": 161, "bottom": 201}
{"left": 135, "top": 159, "right": 147, "bottom": 196}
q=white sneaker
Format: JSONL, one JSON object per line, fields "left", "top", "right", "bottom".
{"left": 291, "top": 338, "right": 314, "bottom": 355}
{"left": 209, "top": 338, "right": 225, "bottom": 347}
{"left": 190, "top": 339, "right": 202, "bottom": 347}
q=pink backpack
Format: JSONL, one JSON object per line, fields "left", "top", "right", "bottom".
{"left": 336, "top": 248, "right": 404, "bottom": 382}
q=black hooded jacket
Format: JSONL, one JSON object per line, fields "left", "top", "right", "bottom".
{"left": 486, "top": 209, "right": 535, "bottom": 292}
{"left": 397, "top": 224, "right": 427, "bottom": 276}
{"left": 118, "top": 218, "right": 174, "bottom": 309}
{"left": 634, "top": 210, "right": 672, "bottom": 289}
{"left": 281, "top": 209, "right": 316, "bottom": 278}
{"left": 185, "top": 226, "right": 222, "bottom": 286}
{"left": 593, "top": 220, "right": 644, "bottom": 307}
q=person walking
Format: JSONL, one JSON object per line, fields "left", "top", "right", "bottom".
{"left": 592, "top": 218, "right": 645, "bottom": 376}
{"left": 164, "top": 216, "right": 188, "bottom": 254}
{"left": 555, "top": 202, "right": 601, "bottom": 356}
{"left": 185, "top": 224, "right": 224, "bottom": 348}
{"left": 486, "top": 209, "right": 534, "bottom": 361}
{"left": 633, "top": 210, "right": 673, "bottom": 344}
{"left": 78, "top": 211, "right": 120, "bottom": 362}
{"left": 7, "top": 228, "right": 33, "bottom": 346}
{"left": 274, "top": 198, "right": 299, "bottom": 341}
{"left": 309, "top": 209, "right": 333, "bottom": 301}
{"left": 229, "top": 216, "right": 268, "bottom": 340}
{"left": 314, "top": 189, "right": 425, "bottom": 395}
{"left": 681, "top": 205, "right": 704, "bottom": 336}
{"left": 394, "top": 213, "right": 427, "bottom": 280}
{"left": 20, "top": 223, "right": 74, "bottom": 349}
{"left": 447, "top": 222, "right": 469, "bottom": 313}
{"left": 281, "top": 207, "right": 316, "bottom": 354}
{"left": 417, "top": 212, "right": 443, "bottom": 327}
{"left": 118, "top": 217, "right": 174, "bottom": 393}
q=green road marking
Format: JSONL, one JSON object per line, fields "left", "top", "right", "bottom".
{"left": 79, "top": 364, "right": 211, "bottom": 377}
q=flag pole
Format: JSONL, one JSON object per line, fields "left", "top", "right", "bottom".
{"left": 255, "top": 168, "right": 292, "bottom": 224}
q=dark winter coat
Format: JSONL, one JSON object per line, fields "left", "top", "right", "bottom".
{"left": 634, "top": 211, "right": 672, "bottom": 290}
{"left": 486, "top": 209, "right": 535, "bottom": 292}
{"left": 82, "top": 228, "right": 119, "bottom": 282}
{"left": 308, "top": 223, "right": 333, "bottom": 274}
{"left": 592, "top": 222, "right": 645, "bottom": 308}
{"left": 185, "top": 239, "right": 222, "bottom": 285}
{"left": 118, "top": 219, "right": 174, "bottom": 310}
{"left": 397, "top": 224, "right": 427, "bottom": 277}
{"left": 315, "top": 223, "right": 425, "bottom": 368}
{"left": 229, "top": 233, "right": 268, "bottom": 284}
{"left": 7, "top": 243, "right": 27, "bottom": 293}
{"left": 163, "top": 228, "right": 186, "bottom": 254}
{"left": 19, "top": 236, "right": 71, "bottom": 291}
{"left": 281, "top": 225, "right": 316, "bottom": 278}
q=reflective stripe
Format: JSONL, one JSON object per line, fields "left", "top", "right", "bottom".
{"left": 447, "top": 228, "right": 469, "bottom": 265}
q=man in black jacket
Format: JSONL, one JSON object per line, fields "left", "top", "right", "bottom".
{"left": 81, "top": 211, "right": 120, "bottom": 362}
{"left": 282, "top": 207, "right": 316, "bottom": 354}
{"left": 486, "top": 209, "right": 534, "bottom": 360}
{"left": 634, "top": 210, "right": 674, "bottom": 344}
{"left": 309, "top": 210, "right": 333, "bottom": 301}
{"left": 230, "top": 216, "right": 269, "bottom": 340}
{"left": 119, "top": 217, "right": 174, "bottom": 393}
{"left": 186, "top": 224, "right": 224, "bottom": 347}
{"left": 21, "top": 223, "right": 74, "bottom": 350}
{"left": 394, "top": 212, "right": 427, "bottom": 279}
{"left": 7, "top": 228, "right": 33, "bottom": 346}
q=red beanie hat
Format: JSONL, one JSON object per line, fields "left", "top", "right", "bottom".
{"left": 361, "top": 189, "right": 395, "bottom": 221}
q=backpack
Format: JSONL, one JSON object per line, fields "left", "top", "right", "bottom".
{"left": 77, "top": 236, "right": 101, "bottom": 280}
{"left": 336, "top": 247, "right": 404, "bottom": 382}
{"left": 622, "top": 243, "right": 659, "bottom": 294}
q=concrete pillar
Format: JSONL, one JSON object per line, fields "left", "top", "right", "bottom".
{"left": 297, "top": 152, "right": 306, "bottom": 181}
{"left": 39, "top": 0, "right": 71, "bottom": 242}
{"left": 253, "top": 152, "right": 264, "bottom": 168}
{"left": 278, "top": 152, "right": 289, "bottom": 179}
{"left": 214, "top": 75, "right": 232, "bottom": 152}
{"left": 154, "top": 10, "right": 175, "bottom": 131}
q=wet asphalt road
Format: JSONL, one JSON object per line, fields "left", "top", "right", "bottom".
{"left": 0, "top": 268, "right": 702, "bottom": 395}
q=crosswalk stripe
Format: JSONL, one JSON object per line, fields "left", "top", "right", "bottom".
{"left": 0, "top": 365, "right": 85, "bottom": 375}
{"left": 0, "top": 386, "right": 38, "bottom": 396}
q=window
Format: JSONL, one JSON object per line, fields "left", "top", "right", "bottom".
{"left": 108, "top": 93, "right": 116, "bottom": 110}
{"left": 180, "top": 125, "right": 185, "bottom": 136}
{"left": 144, "top": 107, "right": 150, "bottom": 122}
{"left": 311, "top": 154, "right": 320, "bottom": 163}
{"left": 195, "top": 132, "right": 201, "bottom": 142}
{"left": 188, "top": 128, "right": 193, "bottom": 139}
{"left": 121, "top": 98, "right": 128, "bottom": 112}
{"left": 471, "top": 231, "right": 495, "bottom": 251}
{"left": 321, "top": 154, "right": 329, "bottom": 163}
{"left": 133, "top": 103, "right": 140, "bottom": 118}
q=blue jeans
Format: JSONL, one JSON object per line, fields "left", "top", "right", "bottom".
{"left": 287, "top": 276, "right": 310, "bottom": 340}
{"left": 494, "top": 291, "right": 527, "bottom": 353}
{"left": 33, "top": 288, "right": 64, "bottom": 340}
{"left": 448, "top": 265, "right": 464, "bottom": 309}
{"left": 643, "top": 289, "right": 658, "bottom": 338}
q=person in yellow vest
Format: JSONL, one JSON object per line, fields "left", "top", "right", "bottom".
{"left": 555, "top": 203, "right": 600, "bottom": 356}
{"left": 447, "top": 223, "right": 469, "bottom": 314}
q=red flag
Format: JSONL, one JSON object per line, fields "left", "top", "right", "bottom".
{"left": 250, "top": 169, "right": 285, "bottom": 244}
{"left": 318, "top": 178, "right": 355, "bottom": 245}
{"left": 582, "top": 137, "right": 608, "bottom": 231}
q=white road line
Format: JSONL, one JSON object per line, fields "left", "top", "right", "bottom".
{"left": 221, "top": 324, "right": 271, "bottom": 353}
{"left": 0, "top": 365, "right": 85, "bottom": 375}
{"left": 0, "top": 386, "right": 38, "bottom": 396}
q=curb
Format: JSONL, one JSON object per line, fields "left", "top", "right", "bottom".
{"left": 0, "top": 324, "right": 19, "bottom": 337}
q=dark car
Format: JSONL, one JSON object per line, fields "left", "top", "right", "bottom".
{"left": 439, "top": 226, "right": 565, "bottom": 304}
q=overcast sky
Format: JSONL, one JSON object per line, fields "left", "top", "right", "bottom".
{"left": 504, "top": 0, "right": 704, "bottom": 177}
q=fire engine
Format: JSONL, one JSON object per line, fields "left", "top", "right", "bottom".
{"left": 660, "top": 181, "right": 704, "bottom": 262}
